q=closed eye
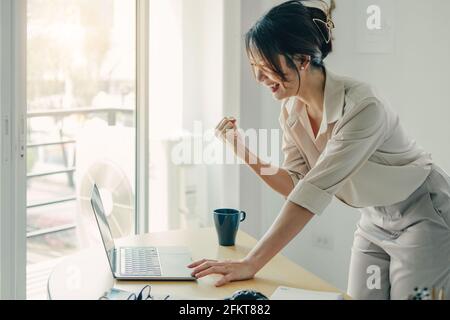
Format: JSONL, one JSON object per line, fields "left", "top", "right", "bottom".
{"left": 250, "top": 63, "right": 275, "bottom": 74}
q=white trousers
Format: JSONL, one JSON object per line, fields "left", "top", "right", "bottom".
{"left": 347, "top": 164, "right": 450, "bottom": 300}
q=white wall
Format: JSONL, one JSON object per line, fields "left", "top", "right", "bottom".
{"left": 238, "top": 0, "right": 266, "bottom": 238}
{"left": 182, "top": 0, "right": 242, "bottom": 223}
{"left": 222, "top": 0, "right": 242, "bottom": 210}
{"left": 239, "top": 0, "right": 450, "bottom": 292}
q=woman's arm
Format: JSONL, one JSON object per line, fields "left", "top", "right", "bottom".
{"left": 235, "top": 140, "right": 295, "bottom": 198}
{"left": 243, "top": 200, "right": 314, "bottom": 272}
{"left": 188, "top": 200, "right": 314, "bottom": 286}
{"left": 217, "top": 117, "right": 295, "bottom": 198}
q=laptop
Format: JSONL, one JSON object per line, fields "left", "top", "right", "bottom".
{"left": 90, "top": 184, "right": 196, "bottom": 281}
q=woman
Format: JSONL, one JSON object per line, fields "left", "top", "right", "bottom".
{"left": 188, "top": 0, "right": 450, "bottom": 300}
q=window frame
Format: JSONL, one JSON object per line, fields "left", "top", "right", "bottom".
{"left": 136, "top": 0, "right": 150, "bottom": 234}
{"left": 0, "top": 0, "right": 27, "bottom": 300}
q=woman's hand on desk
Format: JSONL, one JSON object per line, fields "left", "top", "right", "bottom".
{"left": 188, "top": 258, "right": 257, "bottom": 287}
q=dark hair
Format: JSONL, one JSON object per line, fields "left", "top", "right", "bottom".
{"left": 245, "top": 0, "right": 336, "bottom": 83}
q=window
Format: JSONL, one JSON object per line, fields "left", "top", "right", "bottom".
{"left": 26, "top": 0, "right": 136, "bottom": 299}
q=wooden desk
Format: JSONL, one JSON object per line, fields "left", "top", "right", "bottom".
{"left": 48, "top": 228, "right": 348, "bottom": 300}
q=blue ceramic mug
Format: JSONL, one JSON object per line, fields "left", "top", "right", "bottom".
{"left": 213, "top": 208, "right": 246, "bottom": 246}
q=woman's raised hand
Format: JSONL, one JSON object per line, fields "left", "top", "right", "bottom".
{"left": 215, "top": 117, "right": 242, "bottom": 146}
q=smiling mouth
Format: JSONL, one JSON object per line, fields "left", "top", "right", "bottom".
{"left": 270, "top": 83, "right": 280, "bottom": 93}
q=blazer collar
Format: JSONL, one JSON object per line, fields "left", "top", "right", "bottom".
{"left": 323, "top": 67, "right": 346, "bottom": 125}
{"left": 314, "top": 67, "right": 345, "bottom": 136}
{"left": 282, "top": 67, "right": 346, "bottom": 133}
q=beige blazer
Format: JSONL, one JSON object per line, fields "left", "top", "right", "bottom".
{"left": 279, "top": 68, "right": 433, "bottom": 215}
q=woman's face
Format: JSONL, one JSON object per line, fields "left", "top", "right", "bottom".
{"left": 249, "top": 53, "right": 302, "bottom": 101}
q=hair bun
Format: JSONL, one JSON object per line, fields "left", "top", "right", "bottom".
{"left": 303, "top": 0, "right": 335, "bottom": 59}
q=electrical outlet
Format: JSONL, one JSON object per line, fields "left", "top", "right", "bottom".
{"left": 311, "top": 233, "right": 334, "bottom": 251}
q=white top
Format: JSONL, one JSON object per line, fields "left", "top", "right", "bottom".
{"left": 279, "top": 67, "right": 433, "bottom": 215}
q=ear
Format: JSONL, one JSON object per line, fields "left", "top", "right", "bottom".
{"left": 293, "top": 54, "right": 311, "bottom": 71}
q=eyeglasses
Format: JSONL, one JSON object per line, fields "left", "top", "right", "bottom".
{"left": 99, "top": 285, "right": 171, "bottom": 300}
{"left": 127, "top": 285, "right": 153, "bottom": 300}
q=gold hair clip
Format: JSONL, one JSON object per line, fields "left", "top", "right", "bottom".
{"left": 312, "top": 17, "right": 335, "bottom": 44}
{"left": 304, "top": 0, "right": 335, "bottom": 44}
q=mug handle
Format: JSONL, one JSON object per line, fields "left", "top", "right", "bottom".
{"left": 240, "top": 211, "right": 246, "bottom": 222}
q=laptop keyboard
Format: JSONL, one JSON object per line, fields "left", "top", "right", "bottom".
{"left": 120, "top": 247, "right": 162, "bottom": 276}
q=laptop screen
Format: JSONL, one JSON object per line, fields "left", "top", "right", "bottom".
{"left": 90, "top": 184, "right": 116, "bottom": 272}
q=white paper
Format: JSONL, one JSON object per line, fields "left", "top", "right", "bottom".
{"left": 270, "top": 286, "right": 344, "bottom": 300}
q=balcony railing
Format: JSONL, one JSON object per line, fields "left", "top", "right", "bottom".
{"left": 26, "top": 107, "right": 134, "bottom": 239}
